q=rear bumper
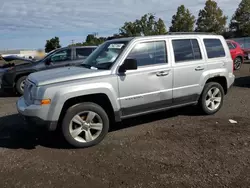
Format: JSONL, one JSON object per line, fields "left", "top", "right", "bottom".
{"left": 228, "top": 73, "right": 235, "bottom": 89}
{"left": 16, "top": 96, "right": 58, "bottom": 131}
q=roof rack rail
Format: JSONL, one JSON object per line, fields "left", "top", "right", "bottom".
{"left": 168, "top": 32, "right": 216, "bottom": 35}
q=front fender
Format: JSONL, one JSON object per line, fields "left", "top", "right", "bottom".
{"left": 47, "top": 82, "right": 120, "bottom": 121}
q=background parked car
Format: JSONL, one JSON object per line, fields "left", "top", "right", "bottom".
{"left": 242, "top": 48, "right": 250, "bottom": 60}
{"left": 226, "top": 40, "right": 244, "bottom": 70}
{"left": 0, "top": 46, "right": 97, "bottom": 95}
{"left": 230, "top": 37, "right": 250, "bottom": 61}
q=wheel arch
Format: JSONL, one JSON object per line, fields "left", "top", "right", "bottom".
{"left": 235, "top": 55, "right": 244, "bottom": 62}
{"left": 14, "top": 72, "right": 32, "bottom": 84}
{"left": 205, "top": 76, "right": 228, "bottom": 95}
{"left": 57, "top": 93, "right": 118, "bottom": 130}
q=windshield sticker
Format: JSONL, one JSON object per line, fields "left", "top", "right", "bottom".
{"left": 108, "top": 44, "right": 124, "bottom": 49}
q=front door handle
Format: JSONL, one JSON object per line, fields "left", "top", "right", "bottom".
{"left": 195, "top": 66, "right": 204, "bottom": 71}
{"left": 156, "top": 71, "right": 169, "bottom": 77}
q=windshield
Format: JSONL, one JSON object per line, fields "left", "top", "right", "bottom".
{"left": 81, "top": 40, "right": 129, "bottom": 70}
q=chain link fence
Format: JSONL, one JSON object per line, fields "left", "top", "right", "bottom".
{"left": 231, "top": 37, "right": 250, "bottom": 49}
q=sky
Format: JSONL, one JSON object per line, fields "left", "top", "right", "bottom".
{"left": 0, "top": 0, "right": 242, "bottom": 50}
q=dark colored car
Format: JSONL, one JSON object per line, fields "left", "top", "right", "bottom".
{"left": 226, "top": 40, "right": 244, "bottom": 70}
{"left": 0, "top": 46, "right": 96, "bottom": 95}
{"left": 242, "top": 48, "right": 250, "bottom": 60}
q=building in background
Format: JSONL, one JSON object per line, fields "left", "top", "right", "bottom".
{"left": 0, "top": 49, "right": 46, "bottom": 60}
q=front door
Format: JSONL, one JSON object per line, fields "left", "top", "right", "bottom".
{"left": 46, "top": 48, "right": 73, "bottom": 69}
{"left": 117, "top": 40, "right": 173, "bottom": 117}
{"left": 171, "top": 38, "right": 206, "bottom": 104}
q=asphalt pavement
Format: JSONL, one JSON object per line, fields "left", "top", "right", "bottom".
{"left": 0, "top": 63, "right": 250, "bottom": 188}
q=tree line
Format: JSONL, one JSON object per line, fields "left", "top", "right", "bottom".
{"left": 45, "top": 0, "right": 250, "bottom": 52}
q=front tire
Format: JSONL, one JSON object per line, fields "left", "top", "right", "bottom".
{"left": 16, "top": 76, "right": 27, "bottom": 95}
{"left": 199, "top": 82, "right": 224, "bottom": 115}
{"left": 61, "top": 102, "right": 109, "bottom": 148}
{"left": 234, "top": 57, "right": 242, "bottom": 70}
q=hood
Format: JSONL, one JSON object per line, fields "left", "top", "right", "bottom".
{"left": 28, "top": 66, "right": 110, "bottom": 86}
{"left": 0, "top": 55, "right": 35, "bottom": 69}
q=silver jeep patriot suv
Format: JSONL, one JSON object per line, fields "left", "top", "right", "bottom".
{"left": 17, "top": 33, "right": 235, "bottom": 148}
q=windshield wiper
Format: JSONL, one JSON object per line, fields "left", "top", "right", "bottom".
{"left": 95, "top": 63, "right": 112, "bottom": 70}
{"left": 81, "top": 64, "right": 92, "bottom": 69}
{"left": 81, "top": 63, "right": 100, "bottom": 70}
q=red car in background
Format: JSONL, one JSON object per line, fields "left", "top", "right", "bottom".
{"left": 226, "top": 40, "right": 244, "bottom": 70}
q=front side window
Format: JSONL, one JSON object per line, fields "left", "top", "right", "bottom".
{"left": 172, "top": 39, "right": 202, "bottom": 63}
{"left": 50, "top": 49, "right": 72, "bottom": 63}
{"left": 127, "top": 41, "right": 168, "bottom": 67}
{"left": 204, "top": 39, "right": 226, "bottom": 58}
{"left": 81, "top": 41, "right": 129, "bottom": 70}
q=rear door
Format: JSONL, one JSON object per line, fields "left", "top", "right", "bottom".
{"left": 171, "top": 37, "right": 206, "bottom": 104}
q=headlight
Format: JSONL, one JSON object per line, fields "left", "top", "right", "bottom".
{"left": 30, "top": 86, "right": 51, "bottom": 105}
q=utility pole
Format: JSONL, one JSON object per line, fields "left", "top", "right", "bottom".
{"left": 71, "top": 40, "right": 74, "bottom": 45}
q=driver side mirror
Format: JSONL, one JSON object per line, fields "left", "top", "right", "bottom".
{"left": 118, "top": 58, "right": 137, "bottom": 73}
{"left": 45, "top": 58, "right": 51, "bottom": 65}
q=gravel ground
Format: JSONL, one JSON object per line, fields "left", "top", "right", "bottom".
{"left": 0, "top": 63, "right": 250, "bottom": 188}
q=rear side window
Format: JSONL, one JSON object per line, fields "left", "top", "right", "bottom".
{"left": 204, "top": 39, "right": 225, "bottom": 58}
{"left": 76, "top": 48, "right": 94, "bottom": 59}
{"left": 172, "top": 39, "right": 202, "bottom": 63}
{"left": 227, "top": 42, "right": 236, "bottom": 50}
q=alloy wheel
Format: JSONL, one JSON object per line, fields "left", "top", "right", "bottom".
{"left": 234, "top": 58, "right": 242, "bottom": 70}
{"left": 20, "top": 80, "right": 25, "bottom": 92}
{"left": 205, "top": 87, "right": 222, "bottom": 111}
{"left": 69, "top": 111, "right": 103, "bottom": 143}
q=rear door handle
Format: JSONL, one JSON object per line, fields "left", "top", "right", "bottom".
{"left": 195, "top": 66, "right": 204, "bottom": 71}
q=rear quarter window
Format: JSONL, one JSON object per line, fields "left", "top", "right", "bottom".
{"left": 204, "top": 39, "right": 226, "bottom": 59}
{"left": 76, "top": 48, "right": 94, "bottom": 59}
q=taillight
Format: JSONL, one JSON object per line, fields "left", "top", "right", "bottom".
{"left": 232, "top": 59, "right": 234, "bottom": 72}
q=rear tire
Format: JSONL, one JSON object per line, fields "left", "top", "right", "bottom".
{"left": 199, "top": 82, "right": 224, "bottom": 115}
{"left": 234, "top": 57, "right": 242, "bottom": 70}
{"left": 61, "top": 102, "right": 109, "bottom": 148}
{"left": 16, "top": 76, "right": 27, "bottom": 95}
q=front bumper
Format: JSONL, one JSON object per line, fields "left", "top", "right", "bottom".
{"left": 16, "top": 96, "right": 58, "bottom": 131}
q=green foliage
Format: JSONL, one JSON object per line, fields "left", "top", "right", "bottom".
{"left": 84, "top": 34, "right": 106, "bottom": 46}
{"left": 229, "top": 0, "right": 250, "bottom": 37}
{"left": 195, "top": 0, "right": 227, "bottom": 34}
{"left": 169, "top": 5, "right": 196, "bottom": 32}
{"left": 69, "top": 34, "right": 106, "bottom": 47}
{"left": 119, "top": 13, "right": 167, "bottom": 37}
{"left": 45, "top": 37, "right": 61, "bottom": 53}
